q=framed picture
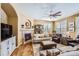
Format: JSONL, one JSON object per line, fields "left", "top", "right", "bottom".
{"left": 25, "top": 19, "right": 31, "bottom": 29}
{"left": 68, "top": 22, "right": 74, "bottom": 32}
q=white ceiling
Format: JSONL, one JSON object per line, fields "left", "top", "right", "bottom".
{"left": 13, "top": 3, "right": 79, "bottom": 21}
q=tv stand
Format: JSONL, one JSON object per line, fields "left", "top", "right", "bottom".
{"left": 0, "top": 36, "right": 16, "bottom": 56}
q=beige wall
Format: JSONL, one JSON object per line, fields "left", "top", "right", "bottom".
{"left": 52, "top": 21, "right": 55, "bottom": 32}
{"left": 7, "top": 17, "right": 18, "bottom": 36}
{"left": 7, "top": 16, "right": 18, "bottom": 45}
{"left": 34, "top": 20, "right": 51, "bottom": 25}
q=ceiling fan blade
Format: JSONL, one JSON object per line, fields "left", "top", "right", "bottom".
{"left": 56, "top": 11, "right": 61, "bottom": 14}
{"left": 50, "top": 11, "right": 61, "bottom": 15}
{"left": 53, "top": 11, "right": 61, "bottom": 15}
{"left": 49, "top": 11, "right": 61, "bottom": 17}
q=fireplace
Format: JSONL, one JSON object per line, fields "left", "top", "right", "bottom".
{"left": 24, "top": 33, "right": 32, "bottom": 41}
{"left": 21, "top": 29, "right": 34, "bottom": 44}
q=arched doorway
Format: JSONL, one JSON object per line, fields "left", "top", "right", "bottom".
{"left": 1, "top": 3, "right": 18, "bottom": 46}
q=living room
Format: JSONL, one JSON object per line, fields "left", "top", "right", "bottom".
{"left": 0, "top": 3, "right": 79, "bottom": 56}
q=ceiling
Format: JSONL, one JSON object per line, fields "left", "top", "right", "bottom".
{"left": 13, "top": 3, "right": 79, "bottom": 21}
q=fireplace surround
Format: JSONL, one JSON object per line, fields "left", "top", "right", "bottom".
{"left": 21, "top": 29, "right": 34, "bottom": 44}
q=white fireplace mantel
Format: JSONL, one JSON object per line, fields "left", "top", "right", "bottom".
{"left": 20, "top": 28, "right": 34, "bottom": 31}
{"left": 20, "top": 28, "right": 34, "bottom": 38}
{"left": 20, "top": 28, "right": 34, "bottom": 44}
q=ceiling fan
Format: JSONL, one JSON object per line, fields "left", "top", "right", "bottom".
{"left": 49, "top": 11, "right": 62, "bottom": 18}
{"left": 42, "top": 10, "right": 62, "bottom": 19}
{"left": 43, "top": 6, "right": 62, "bottom": 19}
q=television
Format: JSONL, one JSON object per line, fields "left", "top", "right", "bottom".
{"left": 1, "top": 23, "right": 12, "bottom": 41}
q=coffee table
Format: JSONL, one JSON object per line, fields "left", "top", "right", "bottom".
{"left": 41, "top": 41, "right": 57, "bottom": 50}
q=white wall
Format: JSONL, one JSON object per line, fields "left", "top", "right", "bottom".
{"left": 0, "top": 3, "right": 7, "bottom": 43}
{"left": 0, "top": 7, "right": 7, "bottom": 24}
{"left": 0, "top": 5, "right": 8, "bottom": 54}
{"left": 0, "top": 3, "right": 1, "bottom": 55}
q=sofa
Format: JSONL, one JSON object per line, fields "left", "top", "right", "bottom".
{"left": 52, "top": 34, "right": 62, "bottom": 43}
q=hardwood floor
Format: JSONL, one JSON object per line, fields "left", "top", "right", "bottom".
{"left": 11, "top": 42, "right": 33, "bottom": 56}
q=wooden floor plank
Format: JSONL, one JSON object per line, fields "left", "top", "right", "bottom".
{"left": 11, "top": 42, "right": 33, "bottom": 56}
